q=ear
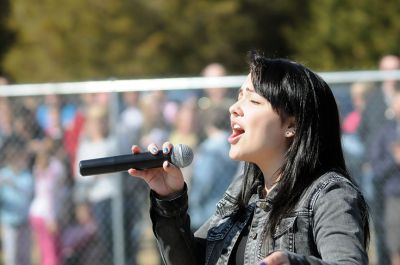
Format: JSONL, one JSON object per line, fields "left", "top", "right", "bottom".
{"left": 284, "top": 117, "right": 296, "bottom": 138}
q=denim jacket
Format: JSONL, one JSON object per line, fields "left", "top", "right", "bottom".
{"left": 150, "top": 171, "right": 369, "bottom": 265}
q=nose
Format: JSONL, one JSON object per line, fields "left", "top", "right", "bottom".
{"left": 229, "top": 100, "right": 243, "bottom": 117}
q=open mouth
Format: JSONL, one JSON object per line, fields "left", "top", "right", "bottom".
{"left": 228, "top": 123, "right": 245, "bottom": 144}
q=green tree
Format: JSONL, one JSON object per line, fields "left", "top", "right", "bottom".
{"left": 286, "top": 0, "right": 400, "bottom": 70}
{"left": 3, "top": 0, "right": 305, "bottom": 83}
{"left": 5, "top": 0, "right": 399, "bottom": 82}
{"left": 4, "top": 0, "right": 148, "bottom": 82}
{"left": 0, "top": 0, "right": 15, "bottom": 76}
{"left": 1, "top": 0, "right": 249, "bottom": 82}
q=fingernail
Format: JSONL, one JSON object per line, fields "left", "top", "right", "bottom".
{"left": 260, "top": 262, "right": 267, "bottom": 265}
{"left": 163, "top": 147, "right": 169, "bottom": 153}
{"left": 151, "top": 147, "right": 158, "bottom": 153}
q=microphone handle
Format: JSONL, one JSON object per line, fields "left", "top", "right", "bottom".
{"left": 79, "top": 151, "right": 171, "bottom": 176}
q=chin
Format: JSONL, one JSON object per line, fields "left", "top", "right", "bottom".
{"left": 229, "top": 147, "right": 246, "bottom": 161}
{"left": 229, "top": 148, "right": 239, "bottom": 160}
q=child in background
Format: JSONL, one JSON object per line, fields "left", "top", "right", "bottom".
{"left": 74, "top": 104, "right": 119, "bottom": 265}
{"left": 29, "top": 137, "right": 68, "bottom": 265}
{"left": 61, "top": 201, "right": 98, "bottom": 265}
{"left": 0, "top": 136, "right": 34, "bottom": 265}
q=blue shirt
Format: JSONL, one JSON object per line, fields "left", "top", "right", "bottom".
{"left": 189, "top": 132, "right": 239, "bottom": 229}
{"left": 0, "top": 166, "right": 34, "bottom": 225}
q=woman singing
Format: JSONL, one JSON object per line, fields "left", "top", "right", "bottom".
{"left": 128, "top": 51, "right": 370, "bottom": 265}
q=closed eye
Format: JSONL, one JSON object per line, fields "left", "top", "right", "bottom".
{"left": 250, "top": 100, "right": 261, "bottom": 105}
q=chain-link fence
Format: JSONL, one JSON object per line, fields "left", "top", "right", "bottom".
{"left": 0, "top": 70, "right": 400, "bottom": 265}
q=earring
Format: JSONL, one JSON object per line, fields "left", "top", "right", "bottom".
{"left": 285, "top": 129, "right": 295, "bottom": 137}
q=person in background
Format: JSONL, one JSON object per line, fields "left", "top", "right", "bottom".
{"left": 370, "top": 85, "right": 400, "bottom": 265}
{"left": 0, "top": 97, "right": 14, "bottom": 148}
{"left": 169, "top": 97, "right": 200, "bottom": 189}
{"left": 117, "top": 91, "right": 144, "bottom": 153}
{"left": 341, "top": 81, "right": 373, "bottom": 192}
{"left": 0, "top": 136, "right": 34, "bottom": 265}
{"left": 61, "top": 201, "right": 98, "bottom": 265}
{"left": 358, "top": 54, "right": 400, "bottom": 265}
{"left": 342, "top": 82, "right": 374, "bottom": 134}
{"left": 198, "top": 63, "right": 234, "bottom": 110}
{"left": 197, "top": 63, "right": 235, "bottom": 142}
{"left": 64, "top": 93, "right": 110, "bottom": 175}
{"left": 44, "top": 105, "right": 64, "bottom": 140}
{"left": 128, "top": 52, "right": 369, "bottom": 264}
{"left": 13, "top": 104, "right": 45, "bottom": 170}
{"left": 36, "top": 94, "right": 76, "bottom": 139}
{"left": 0, "top": 76, "right": 9, "bottom": 85}
{"left": 29, "top": 137, "right": 68, "bottom": 265}
{"left": 169, "top": 97, "right": 199, "bottom": 149}
{"left": 359, "top": 55, "right": 400, "bottom": 145}
{"left": 74, "top": 104, "right": 119, "bottom": 265}
{"left": 188, "top": 105, "right": 240, "bottom": 231}
{"left": 139, "top": 91, "right": 169, "bottom": 148}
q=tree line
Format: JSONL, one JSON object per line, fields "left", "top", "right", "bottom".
{"left": 0, "top": 0, "right": 399, "bottom": 83}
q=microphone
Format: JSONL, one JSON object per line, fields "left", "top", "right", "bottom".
{"left": 79, "top": 144, "right": 193, "bottom": 176}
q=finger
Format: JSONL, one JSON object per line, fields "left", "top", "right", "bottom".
{"left": 147, "top": 143, "right": 159, "bottom": 155}
{"left": 129, "top": 167, "right": 160, "bottom": 187}
{"left": 128, "top": 167, "right": 150, "bottom": 179}
{"left": 128, "top": 168, "right": 141, "bottom": 177}
{"left": 131, "top": 145, "right": 141, "bottom": 154}
{"left": 162, "top": 161, "right": 184, "bottom": 191}
{"left": 162, "top": 160, "right": 180, "bottom": 175}
{"left": 162, "top": 142, "right": 173, "bottom": 154}
{"left": 262, "top": 251, "right": 289, "bottom": 265}
{"left": 163, "top": 160, "right": 172, "bottom": 171}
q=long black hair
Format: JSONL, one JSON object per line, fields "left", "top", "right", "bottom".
{"left": 238, "top": 51, "right": 370, "bottom": 247}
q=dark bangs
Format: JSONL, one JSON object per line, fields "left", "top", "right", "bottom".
{"left": 250, "top": 54, "right": 302, "bottom": 122}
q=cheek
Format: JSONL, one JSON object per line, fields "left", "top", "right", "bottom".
{"left": 256, "top": 119, "right": 286, "bottom": 149}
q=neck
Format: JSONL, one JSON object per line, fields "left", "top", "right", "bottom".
{"left": 257, "top": 154, "right": 284, "bottom": 194}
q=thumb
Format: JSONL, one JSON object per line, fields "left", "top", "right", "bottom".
{"left": 162, "top": 160, "right": 184, "bottom": 191}
{"left": 163, "top": 160, "right": 180, "bottom": 173}
{"left": 261, "top": 251, "right": 290, "bottom": 265}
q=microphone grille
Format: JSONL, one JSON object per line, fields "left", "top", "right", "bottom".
{"left": 171, "top": 144, "right": 194, "bottom": 168}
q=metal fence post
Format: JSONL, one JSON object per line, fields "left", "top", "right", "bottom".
{"left": 110, "top": 92, "right": 125, "bottom": 265}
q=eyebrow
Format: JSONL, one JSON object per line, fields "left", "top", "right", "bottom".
{"left": 239, "top": 87, "right": 255, "bottom": 93}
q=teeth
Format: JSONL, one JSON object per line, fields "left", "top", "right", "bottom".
{"left": 233, "top": 124, "right": 241, "bottom": 129}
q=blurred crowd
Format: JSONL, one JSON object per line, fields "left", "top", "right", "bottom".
{"left": 0, "top": 63, "right": 241, "bottom": 265}
{"left": 341, "top": 55, "right": 400, "bottom": 265}
{"left": 0, "top": 56, "right": 400, "bottom": 265}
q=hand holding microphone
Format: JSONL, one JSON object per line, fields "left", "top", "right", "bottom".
{"left": 79, "top": 142, "right": 193, "bottom": 197}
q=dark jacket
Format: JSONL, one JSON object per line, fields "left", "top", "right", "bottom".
{"left": 358, "top": 86, "right": 388, "bottom": 152}
{"left": 150, "top": 172, "right": 369, "bottom": 265}
{"left": 370, "top": 119, "right": 400, "bottom": 197}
